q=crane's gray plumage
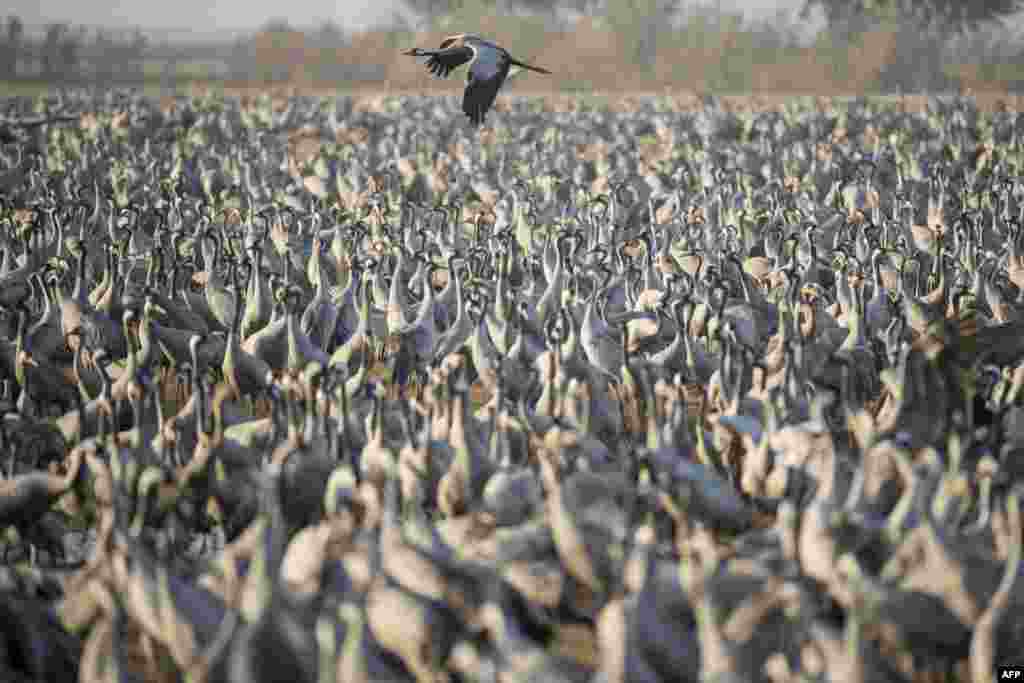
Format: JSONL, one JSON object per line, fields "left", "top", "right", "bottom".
{"left": 403, "top": 34, "right": 551, "bottom": 126}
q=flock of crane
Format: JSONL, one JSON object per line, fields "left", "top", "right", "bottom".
{"left": 0, "top": 81, "right": 1021, "bottom": 682}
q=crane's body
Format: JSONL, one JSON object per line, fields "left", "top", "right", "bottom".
{"left": 403, "top": 34, "right": 551, "bottom": 126}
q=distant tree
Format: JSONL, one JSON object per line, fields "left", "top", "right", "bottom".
{"left": 252, "top": 19, "right": 307, "bottom": 82}
{"left": 59, "top": 27, "right": 86, "bottom": 81}
{"left": 605, "top": 0, "right": 682, "bottom": 70}
{"left": 2, "top": 16, "right": 24, "bottom": 79}
{"left": 508, "top": 0, "right": 559, "bottom": 14}
{"left": 42, "top": 23, "right": 68, "bottom": 80}
{"left": 316, "top": 20, "right": 345, "bottom": 46}
{"left": 402, "top": 0, "right": 471, "bottom": 19}
{"left": 803, "top": 0, "right": 1023, "bottom": 91}
{"left": 7, "top": 16, "right": 22, "bottom": 42}
{"left": 260, "top": 18, "right": 295, "bottom": 33}
{"left": 229, "top": 37, "right": 256, "bottom": 81}
{"left": 129, "top": 28, "right": 147, "bottom": 79}
{"left": 802, "top": 0, "right": 1024, "bottom": 37}
{"left": 94, "top": 29, "right": 114, "bottom": 83}
{"left": 401, "top": 0, "right": 570, "bottom": 20}
{"left": 309, "top": 20, "right": 348, "bottom": 82}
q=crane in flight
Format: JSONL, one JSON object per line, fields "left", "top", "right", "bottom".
{"left": 403, "top": 34, "right": 551, "bottom": 127}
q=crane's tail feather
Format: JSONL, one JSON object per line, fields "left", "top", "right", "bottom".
{"left": 509, "top": 58, "right": 551, "bottom": 75}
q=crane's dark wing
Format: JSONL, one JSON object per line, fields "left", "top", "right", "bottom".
{"left": 462, "top": 49, "right": 510, "bottom": 126}
{"left": 462, "top": 75, "right": 505, "bottom": 126}
{"left": 424, "top": 45, "right": 475, "bottom": 79}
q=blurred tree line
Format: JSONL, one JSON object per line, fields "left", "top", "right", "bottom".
{"left": 799, "top": 0, "right": 1024, "bottom": 91}
{"left": 242, "top": 0, "right": 1018, "bottom": 93}
{"left": 1, "top": 16, "right": 24, "bottom": 79}
{"left": 0, "top": 1, "right": 1020, "bottom": 92}
{"left": 234, "top": 18, "right": 383, "bottom": 83}
{"left": 0, "top": 16, "right": 148, "bottom": 82}
{"left": 397, "top": 0, "right": 1023, "bottom": 91}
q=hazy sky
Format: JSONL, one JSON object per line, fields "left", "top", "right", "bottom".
{"left": 5, "top": 0, "right": 807, "bottom": 34}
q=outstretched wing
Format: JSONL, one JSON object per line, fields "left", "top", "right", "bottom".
{"left": 425, "top": 45, "right": 475, "bottom": 79}
{"left": 462, "top": 76, "right": 503, "bottom": 127}
{"left": 462, "top": 48, "right": 510, "bottom": 126}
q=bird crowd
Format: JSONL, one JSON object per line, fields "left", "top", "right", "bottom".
{"left": 0, "top": 86, "right": 1022, "bottom": 682}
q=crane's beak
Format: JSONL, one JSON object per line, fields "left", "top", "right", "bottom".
{"left": 402, "top": 48, "right": 423, "bottom": 57}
